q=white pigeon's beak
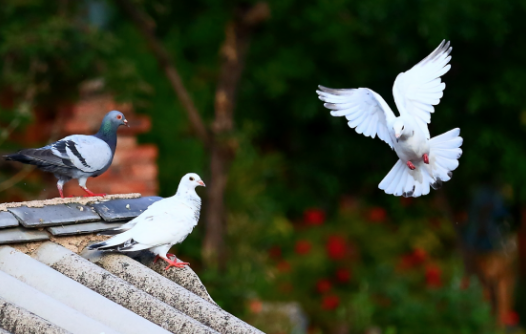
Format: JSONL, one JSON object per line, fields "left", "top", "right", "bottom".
{"left": 197, "top": 180, "right": 206, "bottom": 187}
{"left": 395, "top": 133, "right": 401, "bottom": 139}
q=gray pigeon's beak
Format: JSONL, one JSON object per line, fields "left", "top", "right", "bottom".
{"left": 123, "top": 119, "right": 129, "bottom": 127}
{"left": 197, "top": 180, "right": 206, "bottom": 187}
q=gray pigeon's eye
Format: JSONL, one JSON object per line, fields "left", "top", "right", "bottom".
{"left": 189, "top": 177, "right": 194, "bottom": 181}
{"left": 117, "top": 114, "right": 122, "bottom": 120}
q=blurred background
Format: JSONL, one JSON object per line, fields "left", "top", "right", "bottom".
{"left": 0, "top": 0, "right": 525, "bottom": 333}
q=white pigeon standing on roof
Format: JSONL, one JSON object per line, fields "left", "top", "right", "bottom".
{"left": 88, "top": 173, "right": 205, "bottom": 270}
{"left": 317, "top": 40, "right": 462, "bottom": 197}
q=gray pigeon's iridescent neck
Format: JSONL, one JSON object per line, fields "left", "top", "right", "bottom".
{"left": 95, "top": 119, "right": 118, "bottom": 152}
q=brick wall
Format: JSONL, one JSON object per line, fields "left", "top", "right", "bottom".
{"left": 61, "top": 95, "right": 158, "bottom": 197}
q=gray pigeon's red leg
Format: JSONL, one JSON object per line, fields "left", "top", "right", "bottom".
{"left": 161, "top": 256, "right": 190, "bottom": 270}
{"left": 57, "top": 180, "right": 66, "bottom": 198}
{"left": 406, "top": 161, "right": 416, "bottom": 170}
{"left": 80, "top": 186, "right": 106, "bottom": 197}
{"left": 423, "top": 153, "right": 429, "bottom": 164}
{"left": 57, "top": 185, "right": 64, "bottom": 198}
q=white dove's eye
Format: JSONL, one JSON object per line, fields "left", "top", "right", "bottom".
{"left": 189, "top": 177, "right": 194, "bottom": 181}
{"left": 401, "top": 126, "right": 405, "bottom": 130}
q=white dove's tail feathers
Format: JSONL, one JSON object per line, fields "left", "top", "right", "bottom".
{"left": 88, "top": 230, "right": 149, "bottom": 252}
{"left": 379, "top": 128, "right": 462, "bottom": 197}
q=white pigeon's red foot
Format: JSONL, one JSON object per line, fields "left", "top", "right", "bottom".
{"left": 406, "top": 161, "right": 416, "bottom": 170}
{"left": 80, "top": 186, "right": 106, "bottom": 197}
{"left": 154, "top": 253, "right": 176, "bottom": 264}
{"left": 423, "top": 153, "right": 429, "bottom": 164}
{"left": 161, "top": 256, "right": 190, "bottom": 270}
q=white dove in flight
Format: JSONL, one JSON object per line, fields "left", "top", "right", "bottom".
{"left": 317, "top": 40, "right": 462, "bottom": 197}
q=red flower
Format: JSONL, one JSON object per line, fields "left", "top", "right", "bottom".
{"left": 316, "top": 279, "right": 332, "bottom": 293}
{"left": 425, "top": 264, "right": 442, "bottom": 288}
{"left": 248, "top": 299, "right": 263, "bottom": 314}
{"left": 412, "top": 248, "right": 427, "bottom": 264}
{"left": 295, "top": 240, "right": 312, "bottom": 255}
{"left": 367, "top": 207, "right": 387, "bottom": 223}
{"left": 399, "top": 248, "right": 428, "bottom": 269}
{"left": 326, "top": 235, "right": 346, "bottom": 260}
{"left": 501, "top": 311, "right": 520, "bottom": 326}
{"left": 277, "top": 260, "right": 291, "bottom": 273}
{"left": 335, "top": 268, "right": 351, "bottom": 283}
{"left": 268, "top": 246, "right": 282, "bottom": 260}
{"left": 304, "top": 208, "right": 326, "bottom": 225}
{"left": 321, "top": 295, "right": 340, "bottom": 310}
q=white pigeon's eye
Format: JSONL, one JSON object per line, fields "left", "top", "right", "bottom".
{"left": 401, "top": 126, "right": 405, "bottom": 130}
{"left": 189, "top": 177, "right": 194, "bottom": 181}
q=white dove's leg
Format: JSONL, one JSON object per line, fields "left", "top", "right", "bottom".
{"left": 151, "top": 244, "right": 189, "bottom": 270}
{"left": 78, "top": 176, "right": 106, "bottom": 197}
{"left": 406, "top": 161, "right": 416, "bottom": 170}
{"left": 423, "top": 153, "right": 429, "bottom": 164}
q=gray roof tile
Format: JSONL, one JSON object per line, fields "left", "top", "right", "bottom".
{"left": 0, "top": 212, "right": 18, "bottom": 229}
{"left": 0, "top": 227, "right": 49, "bottom": 245}
{"left": 91, "top": 196, "right": 162, "bottom": 222}
{"left": 0, "top": 196, "right": 164, "bottom": 245}
{"left": 9, "top": 204, "right": 100, "bottom": 228}
{"left": 47, "top": 222, "right": 125, "bottom": 236}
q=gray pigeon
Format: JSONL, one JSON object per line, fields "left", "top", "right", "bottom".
{"left": 4, "top": 110, "right": 128, "bottom": 198}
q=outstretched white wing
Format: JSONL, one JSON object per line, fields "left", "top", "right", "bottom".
{"left": 392, "top": 40, "right": 452, "bottom": 139}
{"left": 317, "top": 86, "right": 396, "bottom": 148}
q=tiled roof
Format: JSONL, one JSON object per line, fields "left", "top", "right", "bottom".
{"left": 0, "top": 195, "right": 160, "bottom": 245}
{"left": 0, "top": 195, "right": 263, "bottom": 334}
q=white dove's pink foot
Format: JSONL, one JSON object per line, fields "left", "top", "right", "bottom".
{"left": 161, "top": 256, "right": 190, "bottom": 270}
{"left": 154, "top": 253, "right": 176, "bottom": 264}
{"left": 406, "top": 161, "right": 416, "bottom": 170}
{"left": 423, "top": 153, "right": 429, "bottom": 164}
{"left": 80, "top": 186, "right": 106, "bottom": 197}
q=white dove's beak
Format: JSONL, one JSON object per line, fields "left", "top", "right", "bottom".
{"left": 197, "top": 180, "right": 206, "bottom": 187}
{"left": 394, "top": 133, "right": 401, "bottom": 139}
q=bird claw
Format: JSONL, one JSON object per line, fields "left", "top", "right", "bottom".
{"left": 80, "top": 187, "right": 106, "bottom": 197}
{"left": 162, "top": 257, "right": 190, "bottom": 270}
{"left": 423, "top": 153, "right": 429, "bottom": 164}
{"left": 406, "top": 161, "right": 416, "bottom": 170}
{"left": 154, "top": 253, "right": 176, "bottom": 264}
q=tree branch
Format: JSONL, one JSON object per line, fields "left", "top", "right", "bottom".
{"left": 114, "top": 0, "right": 211, "bottom": 147}
{"left": 203, "top": 2, "right": 270, "bottom": 267}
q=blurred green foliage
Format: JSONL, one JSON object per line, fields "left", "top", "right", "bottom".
{"left": 1, "top": 0, "right": 525, "bottom": 332}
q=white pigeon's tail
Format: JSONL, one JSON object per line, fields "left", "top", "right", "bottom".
{"left": 379, "top": 128, "right": 462, "bottom": 197}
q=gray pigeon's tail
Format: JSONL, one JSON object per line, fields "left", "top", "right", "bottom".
{"left": 379, "top": 128, "right": 462, "bottom": 197}
{"left": 4, "top": 152, "right": 38, "bottom": 164}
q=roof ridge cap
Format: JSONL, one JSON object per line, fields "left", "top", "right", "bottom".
{"left": 0, "top": 193, "right": 142, "bottom": 211}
